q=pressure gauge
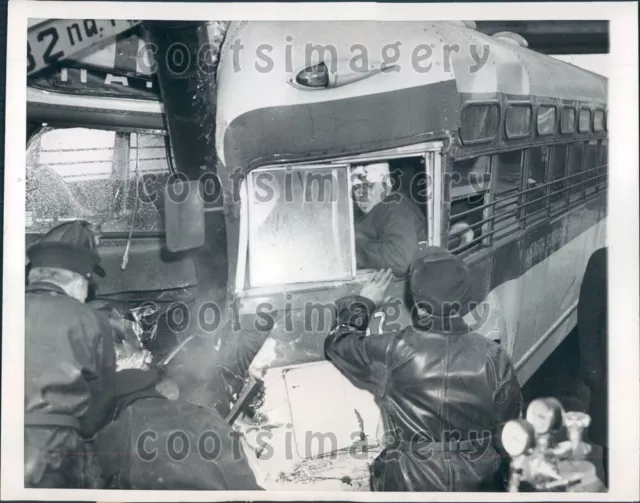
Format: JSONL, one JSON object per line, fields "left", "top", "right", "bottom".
{"left": 502, "top": 419, "right": 536, "bottom": 456}
{"left": 526, "top": 398, "right": 565, "bottom": 435}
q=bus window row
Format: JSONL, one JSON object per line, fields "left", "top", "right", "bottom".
{"left": 448, "top": 138, "right": 608, "bottom": 254}
{"left": 461, "top": 102, "right": 607, "bottom": 144}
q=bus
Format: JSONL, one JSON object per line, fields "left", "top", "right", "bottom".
{"left": 25, "top": 20, "right": 608, "bottom": 487}
{"left": 212, "top": 20, "right": 607, "bottom": 476}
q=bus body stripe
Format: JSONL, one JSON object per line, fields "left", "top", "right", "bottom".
{"left": 222, "top": 80, "right": 460, "bottom": 170}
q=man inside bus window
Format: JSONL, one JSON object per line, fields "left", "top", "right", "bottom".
{"left": 351, "top": 162, "right": 427, "bottom": 276}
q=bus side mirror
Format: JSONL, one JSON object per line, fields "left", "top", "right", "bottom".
{"left": 164, "top": 179, "right": 205, "bottom": 253}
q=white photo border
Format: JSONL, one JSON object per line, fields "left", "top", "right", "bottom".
{"left": 2, "top": 1, "right": 639, "bottom": 501}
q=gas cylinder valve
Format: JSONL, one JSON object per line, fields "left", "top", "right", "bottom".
{"left": 553, "top": 411, "right": 592, "bottom": 460}
{"left": 502, "top": 398, "right": 605, "bottom": 492}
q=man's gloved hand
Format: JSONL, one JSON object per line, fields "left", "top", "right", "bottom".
{"left": 115, "top": 338, "right": 153, "bottom": 371}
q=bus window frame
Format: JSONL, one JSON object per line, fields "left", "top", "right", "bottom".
{"left": 446, "top": 155, "right": 491, "bottom": 254}
{"left": 235, "top": 142, "right": 444, "bottom": 293}
{"left": 459, "top": 100, "right": 501, "bottom": 146}
{"left": 324, "top": 141, "right": 443, "bottom": 248}
{"left": 522, "top": 145, "right": 550, "bottom": 225}
{"left": 578, "top": 108, "right": 592, "bottom": 133}
{"left": 447, "top": 148, "right": 531, "bottom": 255}
{"left": 489, "top": 149, "right": 526, "bottom": 242}
{"left": 536, "top": 105, "right": 557, "bottom": 137}
{"left": 505, "top": 103, "right": 533, "bottom": 140}
{"left": 445, "top": 153, "right": 490, "bottom": 256}
{"left": 593, "top": 109, "right": 605, "bottom": 132}
{"left": 425, "top": 150, "right": 443, "bottom": 247}
{"left": 548, "top": 143, "right": 570, "bottom": 216}
{"left": 560, "top": 106, "right": 577, "bottom": 134}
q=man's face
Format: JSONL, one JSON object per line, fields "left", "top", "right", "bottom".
{"left": 351, "top": 174, "right": 387, "bottom": 214}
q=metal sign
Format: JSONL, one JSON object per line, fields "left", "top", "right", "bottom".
{"left": 27, "top": 19, "right": 141, "bottom": 77}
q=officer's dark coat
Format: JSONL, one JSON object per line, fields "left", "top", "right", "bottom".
{"left": 325, "top": 296, "right": 523, "bottom": 492}
{"left": 90, "top": 370, "right": 263, "bottom": 490}
{"left": 25, "top": 282, "right": 116, "bottom": 488}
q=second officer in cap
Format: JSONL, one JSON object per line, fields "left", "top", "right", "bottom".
{"left": 24, "top": 220, "right": 117, "bottom": 488}
{"left": 325, "top": 248, "right": 523, "bottom": 492}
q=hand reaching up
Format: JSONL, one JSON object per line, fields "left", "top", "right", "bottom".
{"left": 359, "top": 269, "right": 394, "bottom": 308}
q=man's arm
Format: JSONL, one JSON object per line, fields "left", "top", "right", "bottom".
{"left": 79, "top": 309, "right": 118, "bottom": 438}
{"left": 577, "top": 249, "right": 607, "bottom": 380}
{"left": 324, "top": 295, "right": 416, "bottom": 396}
{"left": 356, "top": 205, "right": 421, "bottom": 276}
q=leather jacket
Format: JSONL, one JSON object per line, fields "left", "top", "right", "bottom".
{"left": 24, "top": 281, "right": 117, "bottom": 487}
{"left": 325, "top": 296, "right": 523, "bottom": 492}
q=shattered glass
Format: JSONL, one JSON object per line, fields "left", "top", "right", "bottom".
{"left": 26, "top": 128, "right": 170, "bottom": 235}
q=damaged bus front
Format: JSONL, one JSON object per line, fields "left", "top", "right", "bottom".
{"left": 25, "top": 22, "right": 229, "bottom": 365}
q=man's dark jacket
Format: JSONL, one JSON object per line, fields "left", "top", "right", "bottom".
{"left": 325, "top": 296, "right": 523, "bottom": 492}
{"left": 90, "top": 370, "right": 263, "bottom": 490}
{"left": 355, "top": 196, "right": 427, "bottom": 276}
{"left": 25, "top": 282, "right": 116, "bottom": 488}
{"left": 577, "top": 247, "right": 607, "bottom": 447}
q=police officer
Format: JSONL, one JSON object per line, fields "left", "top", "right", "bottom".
{"left": 325, "top": 248, "right": 523, "bottom": 492}
{"left": 24, "top": 220, "right": 116, "bottom": 488}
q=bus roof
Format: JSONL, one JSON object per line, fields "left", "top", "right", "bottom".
{"left": 216, "top": 21, "right": 607, "bottom": 172}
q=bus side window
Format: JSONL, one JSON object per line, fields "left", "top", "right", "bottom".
{"left": 491, "top": 150, "right": 523, "bottom": 240}
{"left": 524, "top": 146, "right": 549, "bottom": 223}
{"left": 448, "top": 156, "right": 491, "bottom": 253}
{"left": 568, "top": 143, "right": 585, "bottom": 203}
{"left": 584, "top": 140, "right": 599, "bottom": 195}
{"left": 549, "top": 144, "right": 568, "bottom": 213}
